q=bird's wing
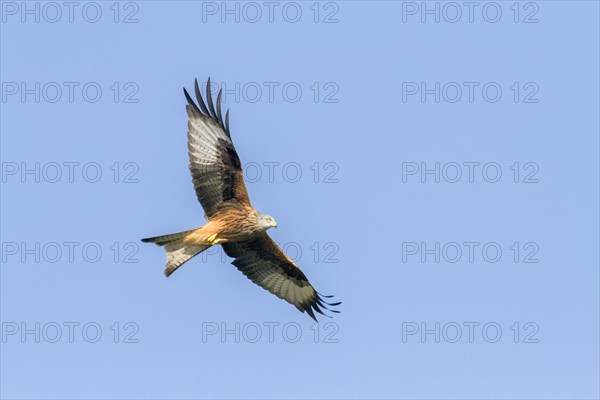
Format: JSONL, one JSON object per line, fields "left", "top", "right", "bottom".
{"left": 221, "top": 233, "right": 340, "bottom": 320}
{"left": 184, "top": 78, "right": 251, "bottom": 218}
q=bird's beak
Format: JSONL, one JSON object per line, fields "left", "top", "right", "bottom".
{"left": 272, "top": 221, "right": 278, "bottom": 228}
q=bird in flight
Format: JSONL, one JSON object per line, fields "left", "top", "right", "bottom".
{"left": 142, "top": 78, "right": 340, "bottom": 320}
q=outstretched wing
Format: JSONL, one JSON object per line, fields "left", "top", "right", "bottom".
{"left": 184, "top": 78, "right": 251, "bottom": 218}
{"left": 221, "top": 233, "right": 341, "bottom": 321}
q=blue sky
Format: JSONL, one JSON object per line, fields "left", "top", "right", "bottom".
{"left": 1, "top": 1, "right": 599, "bottom": 399}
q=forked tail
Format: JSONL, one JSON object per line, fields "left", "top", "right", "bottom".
{"left": 141, "top": 229, "right": 211, "bottom": 277}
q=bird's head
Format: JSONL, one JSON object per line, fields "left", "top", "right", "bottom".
{"left": 257, "top": 212, "right": 278, "bottom": 230}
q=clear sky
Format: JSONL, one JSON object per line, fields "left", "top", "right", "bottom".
{"left": 1, "top": 1, "right": 599, "bottom": 399}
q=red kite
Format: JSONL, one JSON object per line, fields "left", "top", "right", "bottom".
{"left": 142, "top": 78, "right": 340, "bottom": 320}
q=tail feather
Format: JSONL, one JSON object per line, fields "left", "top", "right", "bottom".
{"left": 163, "top": 241, "right": 210, "bottom": 277}
{"left": 142, "top": 229, "right": 211, "bottom": 277}
{"left": 141, "top": 229, "right": 197, "bottom": 246}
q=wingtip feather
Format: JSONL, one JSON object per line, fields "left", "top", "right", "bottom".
{"left": 194, "top": 78, "right": 211, "bottom": 115}
{"left": 206, "top": 76, "right": 217, "bottom": 118}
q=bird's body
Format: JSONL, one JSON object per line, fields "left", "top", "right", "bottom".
{"left": 142, "top": 77, "right": 339, "bottom": 320}
{"left": 183, "top": 206, "right": 268, "bottom": 246}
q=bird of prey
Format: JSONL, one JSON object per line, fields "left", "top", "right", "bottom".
{"left": 142, "top": 78, "right": 340, "bottom": 320}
